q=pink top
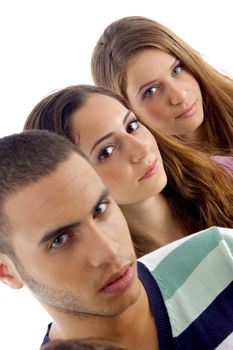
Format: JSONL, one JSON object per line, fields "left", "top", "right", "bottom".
{"left": 211, "top": 156, "right": 233, "bottom": 177}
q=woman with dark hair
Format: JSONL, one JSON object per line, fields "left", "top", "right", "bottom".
{"left": 24, "top": 85, "right": 233, "bottom": 257}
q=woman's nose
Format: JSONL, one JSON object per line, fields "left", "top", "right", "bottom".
{"left": 128, "top": 137, "right": 149, "bottom": 164}
{"left": 168, "top": 83, "right": 187, "bottom": 105}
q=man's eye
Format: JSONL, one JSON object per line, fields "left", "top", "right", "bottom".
{"left": 126, "top": 118, "right": 139, "bottom": 133}
{"left": 50, "top": 233, "right": 69, "bottom": 249}
{"left": 172, "top": 64, "right": 183, "bottom": 76}
{"left": 143, "top": 86, "right": 157, "bottom": 98}
{"left": 98, "top": 145, "right": 115, "bottom": 162}
{"left": 94, "top": 201, "right": 108, "bottom": 218}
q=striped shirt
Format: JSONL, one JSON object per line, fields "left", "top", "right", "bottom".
{"left": 138, "top": 226, "right": 233, "bottom": 349}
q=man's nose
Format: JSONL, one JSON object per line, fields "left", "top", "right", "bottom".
{"left": 86, "top": 225, "right": 121, "bottom": 268}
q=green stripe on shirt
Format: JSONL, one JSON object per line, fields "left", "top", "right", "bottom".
{"left": 151, "top": 226, "right": 225, "bottom": 299}
{"left": 165, "top": 240, "right": 233, "bottom": 336}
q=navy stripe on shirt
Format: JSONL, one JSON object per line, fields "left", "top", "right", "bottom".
{"left": 137, "top": 261, "right": 173, "bottom": 350}
{"left": 174, "top": 280, "right": 233, "bottom": 349}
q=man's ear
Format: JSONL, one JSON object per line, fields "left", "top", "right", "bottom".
{"left": 0, "top": 254, "right": 24, "bottom": 289}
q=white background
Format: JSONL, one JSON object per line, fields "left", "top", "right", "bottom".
{"left": 0, "top": 1, "right": 233, "bottom": 349}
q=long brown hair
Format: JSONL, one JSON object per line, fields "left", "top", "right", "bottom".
{"left": 91, "top": 16, "right": 233, "bottom": 154}
{"left": 24, "top": 85, "right": 233, "bottom": 256}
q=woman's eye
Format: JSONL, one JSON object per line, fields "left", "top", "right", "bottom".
{"left": 94, "top": 201, "right": 108, "bottom": 218}
{"left": 127, "top": 118, "right": 139, "bottom": 133}
{"left": 172, "top": 64, "right": 183, "bottom": 76}
{"left": 98, "top": 145, "right": 115, "bottom": 162}
{"left": 50, "top": 233, "right": 69, "bottom": 249}
{"left": 143, "top": 86, "right": 157, "bottom": 98}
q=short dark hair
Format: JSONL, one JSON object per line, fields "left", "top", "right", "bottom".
{"left": 0, "top": 130, "right": 83, "bottom": 256}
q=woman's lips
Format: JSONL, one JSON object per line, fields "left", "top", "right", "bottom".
{"left": 139, "top": 161, "right": 157, "bottom": 181}
{"left": 100, "top": 264, "right": 133, "bottom": 294}
{"left": 175, "top": 101, "right": 197, "bottom": 119}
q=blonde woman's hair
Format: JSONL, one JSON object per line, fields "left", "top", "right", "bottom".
{"left": 91, "top": 16, "right": 233, "bottom": 154}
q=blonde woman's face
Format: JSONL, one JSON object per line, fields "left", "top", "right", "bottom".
{"left": 125, "top": 48, "right": 204, "bottom": 141}
{"left": 70, "top": 94, "right": 167, "bottom": 205}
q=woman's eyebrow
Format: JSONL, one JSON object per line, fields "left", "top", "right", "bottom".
{"left": 90, "top": 110, "right": 131, "bottom": 155}
{"left": 90, "top": 132, "right": 114, "bottom": 155}
{"left": 137, "top": 58, "right": 178, "bottom": 96}
{"left": 137, "top": 79, "right": 159, "bottom": 97}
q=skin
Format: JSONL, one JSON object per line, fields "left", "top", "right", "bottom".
{"left": 2, "top": 154, "right": 139, "bottom": 315}
{"left": 70, "top": 93, "right": 167, "bottom": 206}
{"left": 42, "top": 338, "right": 129, "bottom": 350}
{"left": 0, "top": 153, "right": 158, "bottom": 349}
{"left": 125, "top": 48, "right": 204, "bottom": 141}
{"left": 70, "top": 93, "right": 183, "bottom": 247}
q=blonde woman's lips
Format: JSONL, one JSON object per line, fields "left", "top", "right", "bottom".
{"left": 175, "top": 101, "right": 197, "bottom": 119}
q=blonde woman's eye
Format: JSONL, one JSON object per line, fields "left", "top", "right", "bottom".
{"left": 127, "top": 118, "right": 139, "bottom": 133}
{"left": 98, "top": 145, "right": 115, "bottom": 162}
{"left": 172, "top": 64, "right": 183, "bottom": 76}
{"left": 143, "top": 86, "right": 157, "bottom": 98}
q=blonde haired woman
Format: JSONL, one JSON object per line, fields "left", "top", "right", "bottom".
{"left": 91, "top": 16, "right": 233, "bottom": 154}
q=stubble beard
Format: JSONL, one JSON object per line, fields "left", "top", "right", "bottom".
{"left": 13, "top": 255, "right": 141, "bottom": 319}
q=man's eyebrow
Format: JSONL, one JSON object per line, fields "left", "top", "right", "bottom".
{"left": 38, "top": 220, "right": 81, "bottom": 246}
{"left": 137, "top": 58, "right": 178, "bottom": 96}
{"left": 38, "top": 188, "right": 110, "bottom": 246}
{"left": 90, "top": 110, "right": 131, "bottom": 155}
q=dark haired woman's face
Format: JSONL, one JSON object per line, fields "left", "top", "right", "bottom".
{"left": 125, "top": 48, "right": 204, "bottom": 141}
{"left": 70, "top": 93, "right": 167, "bottom": 205}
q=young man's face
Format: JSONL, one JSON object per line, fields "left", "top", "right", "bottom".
{"left": 4, "top": 153, "right": 139, "bottom": 317}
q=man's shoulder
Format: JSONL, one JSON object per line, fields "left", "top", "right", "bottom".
{"left": 40, "top": 322, "right": 52, "bottom": 348}
{"left": 138, "top": 226, "right": 233, "bottom": 348}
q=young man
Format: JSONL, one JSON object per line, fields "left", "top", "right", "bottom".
{"left": 0, "top": 130, "right": 232, "bottom": 350}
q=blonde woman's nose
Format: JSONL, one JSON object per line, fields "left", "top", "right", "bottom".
{"left": 168, "top": 83, "right": 187, "bottom": 105}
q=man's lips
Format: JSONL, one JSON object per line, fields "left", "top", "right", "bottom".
{"left": 175, "top": 101, "right": 197, "bottom": 119}
{"left": 100, "top": 264, "right": 133, "bottom": 294}
{"left": 139, "top": 161, "right": 157, "bottom": 181}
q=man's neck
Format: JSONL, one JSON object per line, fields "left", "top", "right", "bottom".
{"left": 47, "top": 281, "right": 158, "bottom": 350}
